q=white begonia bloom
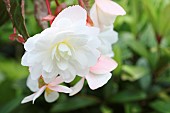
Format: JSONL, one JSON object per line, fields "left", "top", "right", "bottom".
{"left": 22, "top": 76, "right": 72, "bottom": 104}
{"left": 90, "top": 0, "right": 126, "bottom": 57}
{"left": 21, "top": 5, "right": 101, "bottom": 83}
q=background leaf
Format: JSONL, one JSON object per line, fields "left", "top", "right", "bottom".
{"left": 3, "top": 0, "right": 29, "bottom": 39}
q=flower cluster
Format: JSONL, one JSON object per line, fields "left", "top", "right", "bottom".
{"left": 21, "top": 0, "right": 125, "bottom": 104}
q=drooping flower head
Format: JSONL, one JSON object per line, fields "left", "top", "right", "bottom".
{"left": 22, "top": 76, "right": 71, "bottom": 103}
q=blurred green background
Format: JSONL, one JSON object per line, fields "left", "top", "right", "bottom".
{"left": 0, "top": 0, "right": 170, "bottom": 113}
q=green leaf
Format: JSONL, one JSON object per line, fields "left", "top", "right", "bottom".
{"left": 110, "top": 90, "right": 147, "bottom": 103}
{"left": 0, "top": 0, "right": 9, "bottom": 26}
{"left": 113, "top": 44, "right": 123, "bottom": 75}
{"left": 121, "top": 65, "right": 149, "bottom": 81}
{"left": 159, "top": 3, "right": 170, "bottom": 36}
{"left": 100, "top": 105, "right": 113, "bottom": 113}
{"left": 150, "top": 100, "right": 170, "bottom": 113}
{"left": 0, "top": 58, "right": 28, "bottom": 80}
{"left": 139, "top": 74, "right": 151, "bottom": 90}
{"left": 0, "top": 96, "right": 22, "bottom": 113}
{"left": 127, "top": 39, "right": 149, "bottom": 59}
{"left": 3, "top": 0, "right": 29, "bottom": 39}
{"left": 142, "top": 0, "right": 158, "bottom": 33}
{"left": 124, "top": 103, "right": 142, "bottom": 113}
{"left": 51, "top": 96, "right": 99, "bottom": 112}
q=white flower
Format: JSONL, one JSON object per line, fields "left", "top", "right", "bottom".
{"left": 22, "top": 76, "right": 72, "bottom": 103}
{"left": 90, "top": 0, "right": 126, "bottom": 57}
{"left": 22, "top": 5, "right": 101, "bottom": 83}
{"left": 90, "top": 0, "right": 126, "bottom": 29}
{"left": 69, "top": 55, "right": 118, "bottom": 96}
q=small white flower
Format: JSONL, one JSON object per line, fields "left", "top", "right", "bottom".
{"left": 22, "top": 5, "right": 101, "bottom": 83}
{"left": 22, "top": 76, "right": 72, "bottom": 103}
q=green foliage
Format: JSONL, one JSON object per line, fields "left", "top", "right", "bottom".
{"left": 2, "top": 0, "right": 29, "bottom": 39}
{"left": 0, "top": 0, "right": 170, "bottom": 113}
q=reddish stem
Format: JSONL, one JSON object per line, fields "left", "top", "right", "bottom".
{"left": 78, "top": 0, "right": 85, "bottom": 8}
{"left": 156, "top": 34, "right": 162, "bottom": 44}
{"left": 55, "top": 0, "right": 60, "bottom": 6}
{"left": 45, "top": 0, "right": 53, "bottom": 25}
{"left": 13, "top": 27, "right": 16, "bottom": 34}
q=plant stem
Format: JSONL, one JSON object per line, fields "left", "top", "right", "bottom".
{"left": 78, "top": 0, "right": 85, "bottom": 8}
{"left": 45, "top": 0, "right": 52, "bottom": 25}
{"left": 55, "top": 0, "right": 59, "bottom": 6}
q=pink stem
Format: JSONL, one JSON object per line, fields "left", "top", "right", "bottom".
{"left": 13, "top": 27, "right": 16, "bottom": 34}
{"left": 45, "top": 0, "right": 53, "bottom": 25}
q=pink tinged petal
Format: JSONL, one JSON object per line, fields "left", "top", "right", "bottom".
{"left": 26, "top": 75, "right": 39, "bottom": 92}
{"left": 44, "top": 91, "right": 59, "bottom": 103}
{"left": 86, "top": 72, "right": 112, "bottom": 90}
{"left": 69, "top": 78, "right": 85, "bottom": 96}
{"left": 49, "top": 76, "right": 64, "bottom": 86}
{"left": 21, "top": 93, "right": 35, "bottom": 104}
{"left": 32, "top": 86, "right": 46, "bottom": 104}
{"left": 90, "top": 56, "right": 118, "bottom": 74}
{"left": 48, "top": 85, "right": 72, "bottom": 93}
{"left": 95, "top": 0, "right": 126, "bottom": 16}
{"left": 51, "top": 5, "right": 87, "bottom": 27}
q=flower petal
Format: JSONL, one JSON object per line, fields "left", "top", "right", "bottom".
{"left": 48, "top": 85, "right": 72, "bottom": 93}
{"left": 33, "top": 86, "right": 46, "bottom": 104}
{"left": 69, "top": 78, "right": 85, "bottom": 96}
{"left": 49, "top": 76, "right": 64, "bottom": 86}
{"left": 90, "top": 55, "right": 118, "bottom": 74}
{"left": 26, "top": 75, "right": 39, "bottom": 92}
{"left": 24, "top": 34, "right": 41, "bottom": 51}
{"left": 29, "top": 65, "right": 42, "bottom": 80}
{"left": 44, "top": 91, "right": 59, "bottom": 103}
{"left": 52, "top": 5, "right": 87, "bottom": 27}
{"left": 21, "top": 93, "right": 35, "bottom": 104}
{"left": 86, "top": 72, "right": 112, "bottom": 90}
{"left": 95, "top": 0, "right": 126, "bottom": 16}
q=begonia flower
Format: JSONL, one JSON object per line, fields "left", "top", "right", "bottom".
{"left": 21, "top": 5, "right": 101, "bottom": 83}
{"left": 22, "top": 76, "right": 71, "bottom": 103}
